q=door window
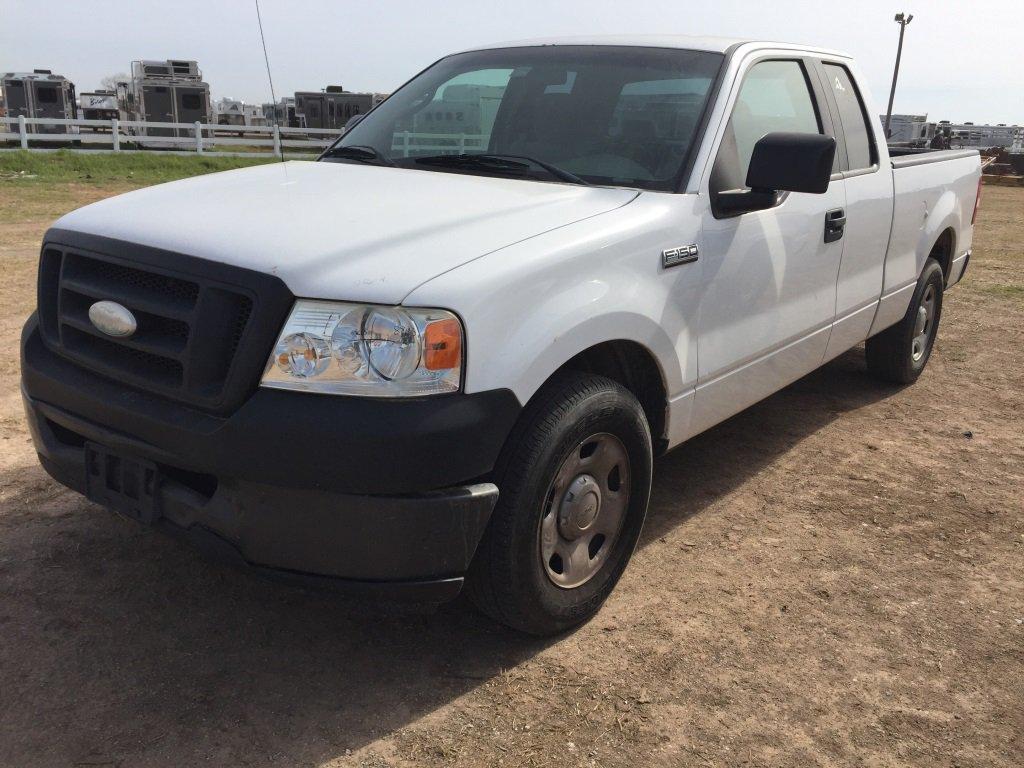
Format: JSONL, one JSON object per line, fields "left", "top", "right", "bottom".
{"left": 823, "top": 63, "right": 875, "bottom": 170}
{"left": 713, "top": 60, "right": 821, "bottom": 192}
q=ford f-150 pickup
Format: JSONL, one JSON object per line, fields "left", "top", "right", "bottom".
{"left": 21, "top": 36, "right": 982, "bottom": 634}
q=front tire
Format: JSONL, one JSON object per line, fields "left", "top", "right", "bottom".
{"left": 866, "top": 258, "right": 944, "bottom": 385}
{"left": 466, "top": 372, "right": 652, "bottom": 635}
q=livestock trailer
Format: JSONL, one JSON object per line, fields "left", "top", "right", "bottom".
{"left": 294, "top": 87, "right": 373, "bottom": 130}
{"left": 262, "top": 97, "right": 305, "bottom": 129}
{"left": 1, "top": 70, "right": 77, "bottom": 133}
{"left": 121, "top": 59, "right": 211, "bottom": 138}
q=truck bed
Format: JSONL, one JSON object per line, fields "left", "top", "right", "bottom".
{"left": 870, "top": 147, "right": 981, "bottom": 335}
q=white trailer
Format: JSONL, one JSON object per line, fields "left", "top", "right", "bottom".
{"left": 79, "top": 91, "right": 119, "bottom": 122}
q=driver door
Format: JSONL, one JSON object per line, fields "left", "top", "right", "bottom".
{"left": 689, "top": 57, "right": 846, "bottom": 436}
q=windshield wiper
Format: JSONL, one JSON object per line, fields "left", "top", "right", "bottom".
{"left": 320, "top": 144, "right": 395, "bottom": 166}
{"left": 413, "top": 153, "right": 589, "bottom": 185}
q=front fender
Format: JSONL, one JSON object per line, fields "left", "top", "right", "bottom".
{"left": 510, "top": 311, "right": 681, "bottom": 408}
{"left": 404, "top": 193, "right": 702, "bottom": 412}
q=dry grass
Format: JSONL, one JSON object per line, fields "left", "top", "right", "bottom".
{"left": 0, "top": 149, "right": 276, "bottom": 184}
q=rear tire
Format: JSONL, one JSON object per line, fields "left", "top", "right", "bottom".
{"left": 866, "top": 258, "right": 944, "bottom": 385}
{"left": 466, "top": 372, "right": 652, "bottom": 635}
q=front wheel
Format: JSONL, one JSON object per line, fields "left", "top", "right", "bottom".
{"left": 866, "top": 258, "right": 944, "bottom": 385}
{"left": 466, "top": 372, "right": 652, "bottom": 635}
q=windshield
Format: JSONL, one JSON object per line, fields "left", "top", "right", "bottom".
{"left": 326, "top": 46, "right": 723, "bottom": 191}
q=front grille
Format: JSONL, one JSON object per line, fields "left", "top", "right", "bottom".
{"left": 38, "top": 234, "right": 292, "bottom": 413}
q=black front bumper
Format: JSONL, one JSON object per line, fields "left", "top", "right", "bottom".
{"left": 21, "top": 315, "right": 520, "bottom": 600}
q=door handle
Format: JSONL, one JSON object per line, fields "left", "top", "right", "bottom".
{"left": 824, "top": 208, "right": 846, "bottom": 243}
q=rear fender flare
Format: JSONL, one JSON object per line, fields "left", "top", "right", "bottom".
{"left": 917, "top": 191, "right": 960, "bottom": 279}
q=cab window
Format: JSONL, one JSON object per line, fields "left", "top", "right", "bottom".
{"left": 712, "top": 60, "right": 822, "bottom": 193}
{"left": 823, "top": 63, "right": 876, "bottom": 171}
{"left": 334, "top": 46, "right": 724, "bottom": 191}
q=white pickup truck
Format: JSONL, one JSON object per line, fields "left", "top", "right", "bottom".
{"left": 22, "top": 36, "right": 981, "bottom": 634}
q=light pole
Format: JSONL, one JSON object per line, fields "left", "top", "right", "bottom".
{"left": 884, "top": 12, "right": 914, "bottom": 140}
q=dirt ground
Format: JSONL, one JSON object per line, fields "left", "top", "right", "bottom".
{"left": 0, "top": 179, "right": 1021, "bottom": 768}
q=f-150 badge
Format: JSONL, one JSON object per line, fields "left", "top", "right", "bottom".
{"left": 662, "top": 244, "right": 699, "bottom": 268}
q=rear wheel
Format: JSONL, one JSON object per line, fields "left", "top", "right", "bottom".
{"left": 866, "top": 258, "right": 944, "bottom": 384}
{"left": 466, "top": 372, "right": 652, "bottom": 635}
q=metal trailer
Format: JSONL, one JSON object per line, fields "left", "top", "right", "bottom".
{"left": 79, "top": 90, "right": 119, "bottom": 122}
{"left": 294, "top": 87, "right": 373, "bottom": 130}
{"left": 880, "top": 113, "right": 936, "bottom": 146}
{"left": 214, "top": 97, "right": 248, "bottom": 128}
{"left": 1, "top": 70, "right": 78, "bottom": 133}
{"left": 121, "top": 59, "right": 211, "bottom": 138}
{"left": 262, "top": 97, "right": 305, "bottom": 129}
{"left": 938, "top": 121, "right": 1024, "bottom": 150}
{"left": 214, "top": 98, "right": 268, "bottom": 130}
{"left": 246, "top": 105, "right": 269, "bottom": 128}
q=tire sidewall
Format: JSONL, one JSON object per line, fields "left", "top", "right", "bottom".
{"left": 502, "top": 385, "right": 652, "bottom": 630}
{"left": 908, "top": 260, "right": 945, "bottom": 376}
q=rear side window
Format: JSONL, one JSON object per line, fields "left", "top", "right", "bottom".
{"left": 823, "top": 63, "right": 875, "bottom": 170}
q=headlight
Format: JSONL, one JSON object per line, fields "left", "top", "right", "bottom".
{"left": 261, "top": 300, "right": 463, "bottom": 396}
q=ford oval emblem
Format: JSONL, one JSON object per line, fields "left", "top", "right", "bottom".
{"left": 88, "top": 301, "right": 137, "bottom": 338}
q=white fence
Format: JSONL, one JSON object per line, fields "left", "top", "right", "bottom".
{"left": 0, "top": 115, "right": 344, "bottom": 157}
{"left": 1, "top": 116, "right": 493, "bottom": 160}
{"left": 390, "top": 132, "right": 488, "bottom": 157}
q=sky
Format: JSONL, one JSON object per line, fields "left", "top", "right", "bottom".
{"left": 2, "top": 0, "right": 1023, "bottom": 124}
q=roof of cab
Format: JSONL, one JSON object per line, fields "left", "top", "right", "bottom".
{"left": 460, "top": 34, "right": 849, "bottom": 59}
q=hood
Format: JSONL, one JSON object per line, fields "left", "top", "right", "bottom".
{"left": 53, "top": 161, "right": 639, "bottom": 303}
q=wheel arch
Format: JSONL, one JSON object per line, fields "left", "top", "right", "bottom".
{"left": 929, "top": 226, "right": 957, "bottom": 285}
{"left": 917, "top": 190, "right": 961, "bottom": 285}
{"left": 516, "top": 336, "right": 672, "bottom": 454}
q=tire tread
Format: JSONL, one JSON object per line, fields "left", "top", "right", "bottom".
{"left": 466, "top": 371, "right": 648, "bottom": 633}
{"left": 866, "top": 258, "right": 944, "bottom": 385}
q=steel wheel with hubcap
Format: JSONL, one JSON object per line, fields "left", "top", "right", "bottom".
{"left": 911, "top": 283, "right": 937, "bottom": 363}
{"left": 867, "top": 257, "right": 945, "bottom": 385}
{"left": 467, "top": 372, "right": 652, "bottom": 635}
{"left": 541, "top": 433, "right": 630, "bottom": 589}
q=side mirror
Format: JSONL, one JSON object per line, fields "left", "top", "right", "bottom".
{"left": 747, "top": 132, "right": 836, "bottom": 193}
{"left": 343, "top": 113, "right": 365, "bottom": 131}
{"left": 717, "top": 132, "right": 836, "bottom": 216}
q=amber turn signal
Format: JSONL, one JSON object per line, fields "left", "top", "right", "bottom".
{"left": 424, "top": 318, "right": 462, "bottom": 370}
